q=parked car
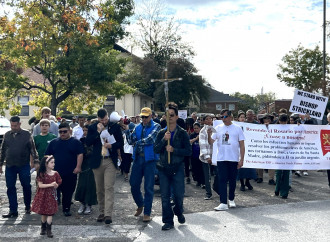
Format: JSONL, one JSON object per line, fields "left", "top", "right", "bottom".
{"left": 0, "top": 116, "right": 10, "bottom": 145}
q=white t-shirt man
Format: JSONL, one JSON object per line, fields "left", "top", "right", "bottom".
{"left": 72, "top": 125, "right": 84, "bottom": 140}
{"left": 211, "top": 123, "right": 245, "bottom": 162}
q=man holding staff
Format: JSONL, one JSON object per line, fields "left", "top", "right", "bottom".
{"left": 154, "top": 102, "right": 191, "bottom": 230}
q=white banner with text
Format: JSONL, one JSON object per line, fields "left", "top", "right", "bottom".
{"left": 211, "top": 122, "right": 330, "bottom": 170}
{"left": 241, "top": 123, "right": 330, "bottom": 170}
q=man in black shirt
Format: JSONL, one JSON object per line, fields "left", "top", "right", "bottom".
{"left": 45, "top": 122, "right": 83, "bottom": 216}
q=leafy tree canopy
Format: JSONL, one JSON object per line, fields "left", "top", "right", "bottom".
{"left": 231, "top": 91, "right": 276, "bottom": 114}
{"left": 0, "top": 0, "right": 134, "bottom": 116}
{"left": 277, "top": 44, "right": 329, "bottom": 95}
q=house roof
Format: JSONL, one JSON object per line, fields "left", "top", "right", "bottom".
{"left": 22, "top": 68, "right": 47, "bottom": 85}
{"left": 114, "top": 43, "right": 130, "bottom": 54}
{"left": 207, "top": 88, "right": 241, "bottom": 103}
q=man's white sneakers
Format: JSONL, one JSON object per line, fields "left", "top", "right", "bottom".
{"left": 214, "top": 203, "right": 228, "bottom": 211}
{"left": 214, "top": 201, "right": 236, "bottom": 211}
{"left": 228, "top": 200, "right": 236, "bottom": 208}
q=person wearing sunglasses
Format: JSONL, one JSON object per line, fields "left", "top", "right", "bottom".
{"left": 45, "top": 122, "right": 84, "bottom": 217}
{"left": 124, "top": 107, "right": 161, "bottom": 223}
{"left": 154, "top": 102, "right": 191, "bottom": 231}
{"left": 208, "top": 109, "right": 245, "bottom": 211}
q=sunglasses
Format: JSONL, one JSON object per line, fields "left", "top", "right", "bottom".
{"left": 141, "top": 116, "right": 149, "bottom": 119}
{"left": 59, "top": 130, "right": 68, "bottom": 134}
{"left": 222, "top": 115, "right": 229, "bottom": 119}
{"left": 169, "top": 114, "right": 175, "bottom": 117}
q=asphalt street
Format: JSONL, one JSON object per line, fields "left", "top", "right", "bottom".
{"left": 0, "top": 170, "right": 329, "bottom": 241}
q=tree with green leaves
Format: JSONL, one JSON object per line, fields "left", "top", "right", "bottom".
{"left": 231, "top": 92, "right": 257, "bottom": 113}
{"left": 277, "top": 44, "right": 330, "bottom": 96}
{"left": 152, "top": 58, "right": 210, "bottom": 110}
{"left": 255, "top": 92, "right": 276, "bottom": 114}
{"left": 0, "top": 0, "right": 134, "bottom": 116}
{"left": 230, "top": 91, "right": 276, "bottom": 114}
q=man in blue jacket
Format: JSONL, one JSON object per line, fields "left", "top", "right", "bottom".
{"left": 125, "top": 107, "right": 161, "bottom": 222}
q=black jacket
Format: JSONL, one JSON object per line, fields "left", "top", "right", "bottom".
{"left": 154, "top": 125, "right": 191, "bottom": 174}
{"left": 86, "top": 121, "right": 123, "bottom": 169}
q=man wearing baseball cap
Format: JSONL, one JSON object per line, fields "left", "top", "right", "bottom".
{"left": 125, "top": 107, "right": 161, "bottom": 222}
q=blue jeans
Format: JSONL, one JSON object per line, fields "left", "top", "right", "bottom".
{"left": 159, "top": 163, "right": 185, "bottom": 225}
{"left": 217, "top": 161, "right": 238, "bottom": 204}
{"left": 5, "top": 164, "right": 31, "bottom": 212}
{"left": 129, "top": 156, "right": 156, "bottom": 216}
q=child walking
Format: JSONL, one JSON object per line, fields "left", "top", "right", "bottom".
{"left": 31, "top": 155, "right": 62, "bottom": 238}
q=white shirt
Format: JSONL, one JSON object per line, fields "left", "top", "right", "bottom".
{"left": 211, "top": 123, "right": 245, "bottom": 162}
{"left": 72, "top": 125, "right": 83, "bottom": 140}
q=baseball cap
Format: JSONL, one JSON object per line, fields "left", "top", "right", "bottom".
{"left": 139, "top": 107, "right": 152, "bottom": 117}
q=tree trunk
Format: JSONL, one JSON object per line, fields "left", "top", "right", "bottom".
{"left": 50, "top": 96, "right": 58, "bottom": 116}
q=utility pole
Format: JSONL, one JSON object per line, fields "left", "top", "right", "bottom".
{"left": 323, "top": 0, "right": 327, "bottom": 96}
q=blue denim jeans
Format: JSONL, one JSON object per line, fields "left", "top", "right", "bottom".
{"left": 129, "top": 156, "right": 156, "bottom": 216}
{"left": 217, "top": 161, "right": 238, "bottom": 204}
{"left": 158, "top": 163, "right": 185, "bottom": 225}
{"left": 5, "top": 163, "right": 31, "bottom": 212}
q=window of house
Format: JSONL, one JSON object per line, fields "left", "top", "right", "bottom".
{"left": 18, "top": 96, "right": 29, "bottom": 116}
{"left": 216, "top": 104, "right": 222, "bottom": 110}
{"left": 229, "top": 104, "right": 235, "bottom": 111}
{"left": 103, "top": 96, "right": 115, "bottom": 114}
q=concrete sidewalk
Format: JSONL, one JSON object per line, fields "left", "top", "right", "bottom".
{"left": 0, "top": 200, "right": 329, "bottom": 241}
{"left": 136, "top": 200, "right": 330, "bottom": 242}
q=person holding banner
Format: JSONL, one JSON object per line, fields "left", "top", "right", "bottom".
{"left": 237, "top": 112, "right": 256, "bottom": 191}
{"left": 255, "top": 114, "right": 276, "bottom": 185}
{"left": 246, "top": 110, "right": 259, "bottom": 124}
{"left": 208, "top": 109, "right": 245, "bottom": 211}
{"left": 274, "top": 113, "right": 290, "bottom": 199}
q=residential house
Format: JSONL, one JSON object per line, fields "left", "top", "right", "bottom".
{"left": 200, "top": 88, "right": 241, "bottom": 115}
{"left": 4, "top": 44, "right": 153, "bottom": 129}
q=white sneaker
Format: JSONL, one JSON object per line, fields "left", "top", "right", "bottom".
{"left": 303, "top": 171, "right": 309, "bottom": 176}
{"left": 228, "top": 200, "right": 236, "bottom": 208}
{"left": 78, "top": 204, "right": 85, "bottom": 214}
{"left": 214, "top": 203, "right": 228, "bottom": 211}
{"left": 84, "top": 205, "right": 91, "bottom": 215}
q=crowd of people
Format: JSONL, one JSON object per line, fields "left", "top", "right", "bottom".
{"left": 0, "top": 105, "right": 330, "bottom": 236}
